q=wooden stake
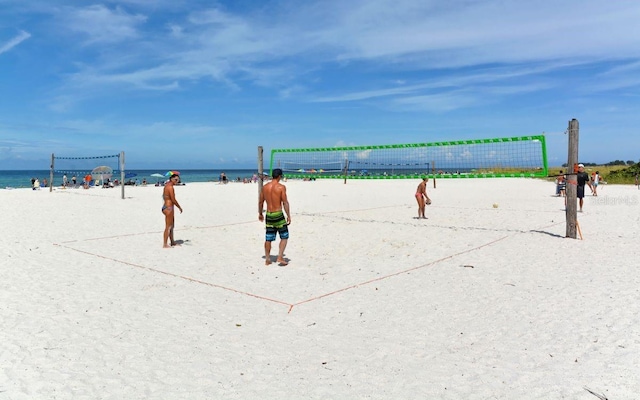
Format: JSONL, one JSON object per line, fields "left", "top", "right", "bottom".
{"left": 576, "top": 219, "right": 583, "bottom": 240}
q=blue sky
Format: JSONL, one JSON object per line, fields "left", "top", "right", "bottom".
{"left": 1, "top": 0, "right": 639, "bottom": 170}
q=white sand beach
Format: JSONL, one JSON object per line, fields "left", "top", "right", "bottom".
{"left": 1, "top": 178, "right": 639, "bottom": 399}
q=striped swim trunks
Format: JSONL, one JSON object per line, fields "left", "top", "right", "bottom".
{"left": 265, "top": 211, "right": 289, "bottom": 241}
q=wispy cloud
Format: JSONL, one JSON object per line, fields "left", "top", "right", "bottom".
{"left": 47, "top": 1, "right": 640, "bottom": 98}
{"left": 584, "top": 61, "right": 640, "bottom": 92}
{"left": 0, "top": 30, "right": 31, "bottom": 55}
{"left": 390, "top": 92, "right": 478, "bottom": 113}
{"left": 311, "top": 64, "right": 556, "bottom": 112}
{"left": 299, "top": 0, "right": 640, "bottom": 65}
{"left": 60, "top": 4, "right": 147, "bottom": 44}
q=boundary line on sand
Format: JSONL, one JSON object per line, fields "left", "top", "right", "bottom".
{"left": 57, "top": 220, "right": 257, "bottom": 244}
{"left": 288, "top": 220, "right": 565, "bottom": 312}
{"left": 54, "top": 242, "right": 293, "bottom": 308}
{"left": 53, "top": 218, "right": 566, "bottom": 314}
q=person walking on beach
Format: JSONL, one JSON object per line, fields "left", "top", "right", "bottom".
{"left": 556, "top": 170, "right": 566, "bottom": 197}
{"left": 414, "top": 176, "right": 431, "bottom": 219}
{"left": 162, "top": 172, "right": 183, "bottom": 248}
{"left": 555, "top": 170, "right": 565, "bottom": 196}
{"left": 556, "top": 170, "right": 567, "bottom": 208}
{"left": 259, "top": 168, "right": 291, "bottom": 266}
{"left": 592, "top": 171, "right": 600, "bottom": 196}
{"left": 576, "top": 164, "right": 590, "bottom": 212}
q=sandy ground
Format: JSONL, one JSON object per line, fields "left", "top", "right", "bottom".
{"left": 1, "top": 178, "right": 639, "bottom": 399}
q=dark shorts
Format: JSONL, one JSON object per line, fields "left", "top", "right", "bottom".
{"left": 577, "top": 185, "right": 585, "bottom": 199}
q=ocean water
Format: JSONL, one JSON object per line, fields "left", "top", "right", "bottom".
{"left": 1, "top": 169, "right": 261, "bottom": 189}
{"left": 2, "top": 167, "right": 515, "bottom": 189}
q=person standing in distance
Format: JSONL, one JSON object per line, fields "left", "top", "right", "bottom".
{"left": 576, "top": 164, "right": 591, "bottom": 212}
{"left": 162, "top": 172, "right": 183, "bottom": 247}
{"left": 259, "top": 168, "right": 291, "bottom": 265}
{"left": 414, "top": 176, "right": 431, "bottom": 219}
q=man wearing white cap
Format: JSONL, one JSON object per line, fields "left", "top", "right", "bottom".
{"left": 576, "top": 164, "right": 591, "bottom": 211}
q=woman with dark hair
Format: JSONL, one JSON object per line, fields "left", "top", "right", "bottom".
{"left": 162, "top": 172, "right": 183, "bottom": 247}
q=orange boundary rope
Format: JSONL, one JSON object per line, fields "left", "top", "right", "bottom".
{"left": 53, "top": 219, "right": 566, "bottom": 313}
{"left": 54, "top": 242, "right": 293, "bottom": 308}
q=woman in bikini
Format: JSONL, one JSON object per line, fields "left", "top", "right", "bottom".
{"left": 415, "top": 176, "right": 430, "bottom": 219}
{"left": 162, "top": 172, "right": 183, "bottom": 248}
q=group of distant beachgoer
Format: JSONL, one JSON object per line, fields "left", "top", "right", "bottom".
{"left": 31, "top": 174, "right": 138, "bottom": 190}
{"left": 57, "top": 174, "right": 117, "bottom": 189}
{"left": 554, "top": 164, "right": 608, "bottom": 212}
{"left": 217, "top": 172, "right": 262, "bottom": 184}
{"left": 30, "top": 177, "right": 46, "bottom": 190}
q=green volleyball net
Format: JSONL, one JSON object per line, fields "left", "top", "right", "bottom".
{"left": 270, "top": 135, "right": 547, "bottom": 179}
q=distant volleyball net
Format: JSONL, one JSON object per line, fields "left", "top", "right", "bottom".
{"left": 270, "top": 135, "right": 547, "bottom": 179}
{"left": 50, "top": 151, "right": 127, "bottom": 199}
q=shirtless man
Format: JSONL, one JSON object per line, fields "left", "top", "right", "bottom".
{"left": 259, "top": 168, "right": 291, "bottom": 265}
{"left": 162, "top": 172, "right": 183, "bottom": 248}
{"left": 415, "top": 176, "right": 430, "bottom": 219}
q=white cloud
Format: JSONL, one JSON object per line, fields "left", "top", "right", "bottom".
{"left": 0, "top": 30, "right": 31, "bottom": 55}
{"left": 62, "top": 5, "right": 147, "bottom": 44}
{"left": 391, "top": 92, "right": 478, "bottom": 113}
{"left": 293, "top": 0, "right": 640, "bottom": 66}
{"left": 11, "top": 0, "right": 637, "bottom": 139}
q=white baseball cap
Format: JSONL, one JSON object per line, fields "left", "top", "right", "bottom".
{"left": 578, "top": 163, "right": 584, "bottom": 168}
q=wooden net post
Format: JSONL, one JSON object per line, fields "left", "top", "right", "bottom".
{"left": 432, "top": 160, "right": 436, "bottom": 188}
{"left": 343, "top": 158, "right": 349, "bottom": 184}
{"left": 565, "top": 119, "right": 579, "bottom": 238}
